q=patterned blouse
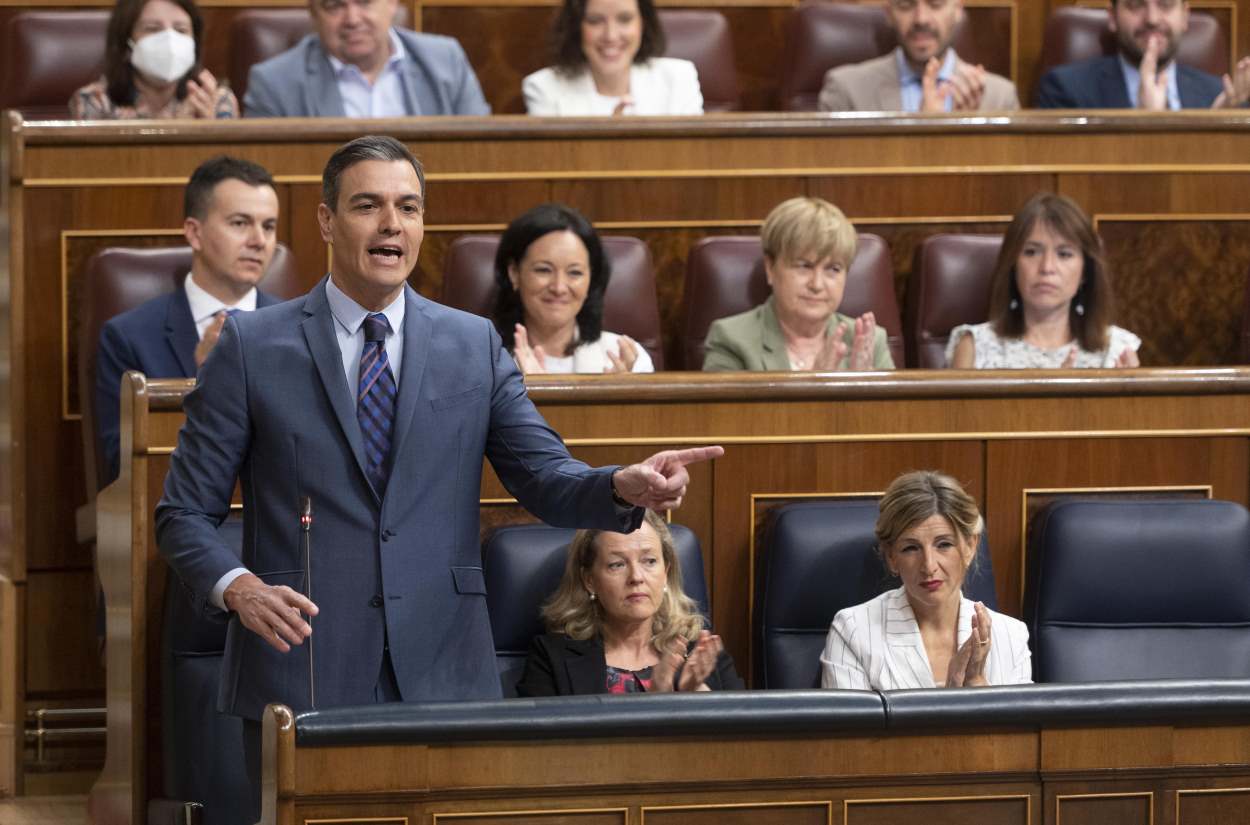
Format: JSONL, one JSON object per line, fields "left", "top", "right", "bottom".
{"left": 69, "top": 77, "right": 238, "bottom": 120}
{"left": 945, "top": 322, "right": 1141, "bottom": 368}
{"left": 605, "top": 665, "right": 654, "bottom": 693}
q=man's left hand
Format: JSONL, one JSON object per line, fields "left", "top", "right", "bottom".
{"left": 1213, "top": 56, "right": 1250, "bottom": 108}
{"left": 612, "top": 446, "right": 725, "bottom": 510}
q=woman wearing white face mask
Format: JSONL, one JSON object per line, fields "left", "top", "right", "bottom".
{"left": 70, "top": 0, "right": 237, "bottom": 119}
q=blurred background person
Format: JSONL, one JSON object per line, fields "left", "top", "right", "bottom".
{"left": 517, "top": 510, "right": 741, "bottom": 695}
{"left": 819, "top": 0, "right": 1018, "bottom": 113}
{"left": 493, "top": 203, "right": 654, "bottom": 374}
{"left": 947, "top": 193, "right": 1140, "bottom": 368}
{"left": 70, "top": 0, "right": 236, "bottom": 119}
{"left": 523, "top": 0, "right": 702, "bottom": 115}
{"left": 702, "top": 197, "right": 894, "bottom": 372}
{"left": 821, "top": 470, "right": 1032, "bottom": 689}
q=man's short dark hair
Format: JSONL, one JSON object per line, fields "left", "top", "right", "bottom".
{"left": 184, "top": 156, "right": 276, "bottom": 220}
{"left": 321, "top": 136, "right": 426, "bottom": 212}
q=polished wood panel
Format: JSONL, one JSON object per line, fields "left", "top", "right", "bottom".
{"left": 844, "top": 795, "right": 1029, "bottom": 825}
{"left": 1053, "top": 792, "right": 1152, "bottom": 825}
{"left": 1176, "top": 787, "right": 1250, "bottom": 825}
{"left": 643, "top": 802, "right": 828, "bottom": 825}
{"left": 23, "top": 570, "right": 102, "bottom": 697}
{"left": 432, "top": 813, "right": 623, "bottom": 825}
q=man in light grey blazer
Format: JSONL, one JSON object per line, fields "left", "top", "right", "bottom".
{"left": 818, "top": 0, "right": 1018, "bottom": 112}
{"left": 243, "top": 0, "right": 489, "bottom": 117}
{"left": 156, "top": 135, "right": 717, "bottom": 819}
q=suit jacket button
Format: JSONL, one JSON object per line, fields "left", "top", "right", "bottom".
{"left": 369, "top": 595, "right": 383, "bottom": 607}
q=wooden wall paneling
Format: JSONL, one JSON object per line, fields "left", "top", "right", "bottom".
{"left": 1176, "top": 787, "right": 1250, "bottom": 825}
{"left": 642, "top": 800, "right": 830, "bottom": 825}
{"left": 0, "top": 578, "right": 22, "bottom": 796}
{"left": 986, "top": 436, "right": 1250, "bottom": 616}
{"left": 1052, "top": 791, "right": 1153, "bottom": 825}
{"left": 23, "top": 570, "right": 103, "bottom": 697}
{"left": 712, "top": 439, "right": 984, "bottom": 683}
{"left": 1, "top": 107, "right": 20, "bottom": 797}
{"left": 843, "top": 794, "right": 1031, "bottom": 825}
{"left": 1094, "top": 215, "right": 1250, "bottom": 366}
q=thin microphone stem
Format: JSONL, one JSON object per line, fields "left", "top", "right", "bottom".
{"left": 301, "top": 496, "right": 315, "bottom": 710}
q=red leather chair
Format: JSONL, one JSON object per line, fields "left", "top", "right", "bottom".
{"left": 440, "top": 234, "right": 665, "bottom": 369}
{"left": 659, "top": 9, "right": 740, "bottom": 112}
{"left": 905, "top": 234, "right": 1001, "bottom": 369}
{"left": 1037, "top": 7, "right": 1228, "bottom": 82}
{"left": 679, "top": 234, "right": 902, "bottom": 370}
{"left": 777, "top": 1, "right": 1004, "bottom": 111}
{"left": 1, "top": 11, "right": 109, "bottom": 118}
{"left": 229, "top": 6, "right": 410, "bottom": 104}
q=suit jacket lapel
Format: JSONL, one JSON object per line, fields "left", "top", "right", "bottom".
{"left": 306, "top": 38, "right": 347, "bottom": 117}
{"left": 562, "top": 638, "right": 607, "bottom": 694}
{"left": 166, "top": 287, "right": 199, "bottom": 377}
{"left": 386, "top": 285, "right": 431, "bottom": 484}
{"left": 758, "top": 298, "right": 792, "bottom": 371}
{"left": 1099, "top": 57, "right": 1133, "bottom": 108}
{"left": 878, "top": 54, "right": 904, "bottom": 111}
{"left": 396, "top": 33, "right": 428, "bottom": 116}
{"left": 1176, "top": 65, "right": 1206, "bottom": 108}
{"left": 300, "top": 278, "right": 374, "bottom": 497}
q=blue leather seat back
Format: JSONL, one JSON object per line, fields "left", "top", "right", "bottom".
{"left": 755, "top": 500, "right": 996, "bottom": 689}
{"left": 483, "top": 522, "right": 709, "bottom": 697}
{"left": 160, "top": 517, "right": 251, "bottom": 825}
{"left": 1025, "top": 499, "right": 1250, "bottom": 682}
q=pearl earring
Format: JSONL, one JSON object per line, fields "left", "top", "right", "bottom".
{"left": 1009, "top": 298, "right": 1019, "bottom": 311}
{"left": 588, "top": 592, "right": 597, "bottom": 601}
{"left": 1075, "top": 302, "right": 1085, "bottom": 316}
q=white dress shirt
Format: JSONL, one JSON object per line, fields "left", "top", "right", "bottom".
{"left": 326, "top": 27, "right": 413, "bottom": 117}
{"left": 820, "top": 587, "right": 1032, "bottom": 690}
{"left": 209, "top": 277, "right": 406, "bottom": 609}
{"left": 183, "top": 272, "right": 257, "bottom": 339}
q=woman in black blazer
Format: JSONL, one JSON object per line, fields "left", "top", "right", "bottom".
{"left": 517, "top": 510, "right": 743, "bottom": 696}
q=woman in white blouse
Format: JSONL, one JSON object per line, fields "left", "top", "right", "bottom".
{"left": 492, "top": 203, "right": 654, "bottom": 374}
{"left": 522, "top": 0, "right": 703, "bottom": 116}
{"left": 820, "top": 471, "right": 1032, "bottom": 690}
{"left": 947, "top": 193, "right": 1140, "bottom": 369}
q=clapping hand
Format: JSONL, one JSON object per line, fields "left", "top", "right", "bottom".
{"left": 921, "top": 58, "right": 987, "bottom": 112}
{"left": 810, "top": 312, "right": 877, "bottom": 371}
{"left": 1138, "top": 36, "right": 1169, "bottom": 111}
{"left": 1114, "top": 348, "right": 1140, "bottom": 368}
{"left": 1214, "top": 56, "right": 1250, "bottom": 108}
{"left": 185, "top": 68, "right": 222, "bottom": 119}
{"left": 651, "top": 631, "right": 723, "bottom": 692}
{"left": 195, "top": 311, "right": 228, "bottom": 369}
{"left": 945, "top": 601, "right": 992, "bottom": 688}
{"left": 605, "top": 335, "right": 640, "bottom": 373}
{"left": 612, "top": 446, "right": 724, "bottom": 511}
{"left": 513, "top": 324, "right": 548, "bottom": 374}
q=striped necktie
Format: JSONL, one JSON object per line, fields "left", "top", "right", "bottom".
{"left": 357, "top": 313, "right": 397, "bottom": 494}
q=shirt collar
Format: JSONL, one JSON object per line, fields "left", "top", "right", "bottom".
{"left": 326, "top": 27, "right": 406, "bottom": 80}
{"left": 895, "top": 46, "right": 958, "bottom": 87}
{"left": 325, "top": 276, "right": 406, "bottom": 338}
{"left": 1118, "top": 51, "right": 1180, "bottom": 109}
{"left": 183, "top": 271, "right": 257, "bottom": 325}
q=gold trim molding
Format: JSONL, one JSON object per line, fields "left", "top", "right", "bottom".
{"left": 434, "top": 807, "right": 627, "bottom": 822}
{"left": 1175, "top": 786, "right": 1250, "bottom": 825}
{"left": 846, "top": 793, "right": 1032, "bottom": 825}
{"left": 642, "top": 799, "right": 832, "bottom": 825}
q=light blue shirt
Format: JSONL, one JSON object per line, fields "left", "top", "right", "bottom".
{"left": 1118, "top": 52, "right": 1181, "bottom": 110}
{"left": 896, "top": 46, "right": 958, "bottom": 113}
{"left": 326, "top": 27, "right": 412, "bottom": 117}
{"left": 324, "top": 275, "right": 405, "bottom": 392}
{"left": 209, "top": 277, "right": 407, "bottom": 610}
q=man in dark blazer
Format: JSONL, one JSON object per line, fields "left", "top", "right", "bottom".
{"left": 1036, "top": 0, "right": 1248, "bottom": 109}
{"left": 155, "top": 136, "right": 719, "bottom": 815}
{"left": 95, "top": 156, "right": 285, "bottom": 488}
{"left": 242, "top": 0, "right": 488, "bottom": 117}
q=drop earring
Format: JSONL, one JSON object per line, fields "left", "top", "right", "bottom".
{"left": 1075, "top": 302, "right": 1085, "bottom": 316}
{"left": 588, "top": 591, "right": 597, "bottom": 601}
{"left": 1009, "top": 298, "right": 1019, "bottom": 311}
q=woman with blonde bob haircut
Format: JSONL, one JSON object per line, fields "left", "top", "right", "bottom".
{"left": 947, "top": 193, "right": 1140, "bottom": 368}
{"left": 703, "top": 197, "right": 894, "bottom": 372}
{"left": 820, "top": 471, "right": 1032, "bottom": 690}
{"left": 517, "top": 510, "right": 743, "bottom": 695}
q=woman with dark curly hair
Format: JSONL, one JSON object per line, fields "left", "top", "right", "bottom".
{"left": 521, "top": 0, "right": 702, "bottom": 115}
{"left": 70, "top": 0, "right": 237, "bottom": 119}
{"left": 493, "top": 203, "right": 654, "bottom": 374}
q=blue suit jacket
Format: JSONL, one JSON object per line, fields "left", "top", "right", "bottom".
{"left": 155, "top": 280, "right": 639, "bottom": 720}
{"left": 95, "top": 286, "right": 282, "bottom": 488}
{"left": 1035, "top": 55, "right": 1223, "bottom": 108}
{"left": 242, "top": 28, "right": 490, "bottom": 117}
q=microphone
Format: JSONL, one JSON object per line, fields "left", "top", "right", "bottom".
{"left": 301, "top": 496, "right": 316, "bottom": 709}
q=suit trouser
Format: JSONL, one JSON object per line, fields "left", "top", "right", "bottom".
{"left": 241, "top": 646, "right": 402, "bottom": 822}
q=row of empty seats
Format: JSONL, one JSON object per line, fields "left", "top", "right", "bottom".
{"left": 0, "top": 4, "right": 1230, "bottom": 115}
{"left": 485, "top": 497, "right": 1250, "bottom": 694}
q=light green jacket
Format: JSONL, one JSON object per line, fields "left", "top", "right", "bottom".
{"left": 702, "top": 296, "right": 895, "bottom": 372}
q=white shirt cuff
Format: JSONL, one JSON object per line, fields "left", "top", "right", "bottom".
{"left": 211, "top": 567, "right": 251, "bottom": 611}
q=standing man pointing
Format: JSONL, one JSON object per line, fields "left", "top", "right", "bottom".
{"left": 155, "top": 135, "right": 720, "bottom": 818}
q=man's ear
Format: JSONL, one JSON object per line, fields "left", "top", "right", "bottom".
{"left": 316, "top": 203, "right": 335, "bottom": 244}
{"left": 184, "top": 217, "right": 202, "bottom": 251}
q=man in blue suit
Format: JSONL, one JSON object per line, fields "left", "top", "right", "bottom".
{"left": 1036, "top": 0, "right": 1249, "bottom": 109}
{"left": 95, "top": 156, "right": 285, "bottom": 488}
{"left": 242, "top": 0, "right": 489, "bottom": 117}
{"left": 155, "top": 136, "right": 719, "bottom": 815}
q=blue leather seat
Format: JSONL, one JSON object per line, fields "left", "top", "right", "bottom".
{"left": 1024, "top": 499, "right": 1250, "bottom": 682}
{"left": 483, "top": 522, "right": 709, "bottom": 697}
{"left": 754, "top": 500, "right": 997, "bottom": 689}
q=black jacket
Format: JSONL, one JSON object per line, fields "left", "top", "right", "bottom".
{"left": 516, "top": 633, "right": 744, "bottom": 696}
{"left": 1035, "top": 55, "right": 1223, "bottom": 109}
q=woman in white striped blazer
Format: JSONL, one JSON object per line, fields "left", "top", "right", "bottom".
{"left": 820, "top": 471, "right": 1032, "bottom": 690}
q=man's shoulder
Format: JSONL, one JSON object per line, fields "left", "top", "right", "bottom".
{"left": 1046, "top": 54, "right": 1117, "bottom": 85}
{"left": 102, "top": 290, "right": 179, "bottom": 337}
{"left": 394, "top": 27, "right": 471, "bottom": 62}
{"left": 251, "top": 33, "right": 321, "bottom": 77}
{"left": 1177, "top": 61, "right": 1224, "bottom": 104}
{"left": 828, "top": 52, "right": 897, "bottom": 86}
